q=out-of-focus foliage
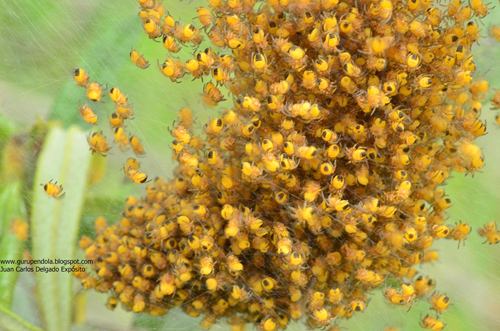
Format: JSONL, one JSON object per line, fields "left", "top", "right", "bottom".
{"left": 0, "top": 182, "right": 27, "bottom": 306}
{"left": 0, "top": 305, "right": 44, "bottom": 331}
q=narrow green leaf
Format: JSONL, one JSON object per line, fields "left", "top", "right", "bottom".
{"left": 0, "top": 181, "right": 27, "bottom": 306}
{"left": 0, "top": 305, "right": 44, "bottom": 331}
{"left": 31, "top": 126, "right": 91, "bottom": 331}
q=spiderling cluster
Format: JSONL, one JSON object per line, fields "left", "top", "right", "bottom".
{"left": 73, "top": 0, "right": 494, "bottom": 329}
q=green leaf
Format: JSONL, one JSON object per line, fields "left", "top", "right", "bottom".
{"left": 31, "top": 126, "right": 91, "bottom": 331}
{"left": 0, "top": 305, "right": 44, "bottom": 331}
{"left": 0, "top": 181, "right": 27, "bottom": 306}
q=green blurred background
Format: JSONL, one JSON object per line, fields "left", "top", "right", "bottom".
{"left": 1, "top": 0, "right": 500, "bottom": 330}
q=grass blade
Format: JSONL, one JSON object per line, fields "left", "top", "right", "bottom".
{"left": 0, "top": 305, "right": 44, "bottom": 331}
{"left": 0, "top": 181, "right": 27, "bottom": 306}
{"left": 31, "top": 126, "right": 91, "bottom": 331}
